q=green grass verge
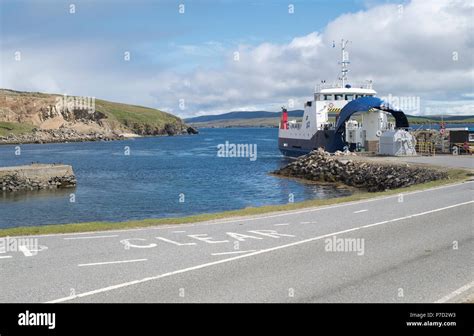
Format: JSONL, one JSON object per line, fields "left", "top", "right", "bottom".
{"left": 0, "top": 168, "right": 470, "bottom": 237}
{"left": 0, "top": 121, "right": 34, "bottom": 137}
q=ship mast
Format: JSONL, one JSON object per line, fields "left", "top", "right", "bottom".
{"left": 339, "top": 39, "right": 350, "bottom": 87}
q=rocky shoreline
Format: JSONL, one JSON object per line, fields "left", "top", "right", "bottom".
{"left": 274, "top": 149, "right": 448, "bottom": 192}
{"left": 0, "top": 126, "right": 199, "bottom": 145}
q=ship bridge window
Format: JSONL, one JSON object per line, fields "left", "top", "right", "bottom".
{"left": 355, "top": 94, "right": 364, "bottom": 99}
{"left": 335, "top": 94, "right": 344, "bottom": 101}
{"left": 345, "top": 94, "right": 354, "bottom": 101}
{"left": 323, "top": 94, "right": 333, "bottom": 100}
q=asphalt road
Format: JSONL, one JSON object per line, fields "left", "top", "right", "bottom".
{"left": 381, "top": 155, "right": 474, "bottom": 170}
{"left": 0, "top": 181, "right": 473, "bottom": 303}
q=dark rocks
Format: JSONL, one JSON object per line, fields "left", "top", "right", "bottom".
{"left": 164, "top": 123, "right": 179, "bottom": 136}
{"left": 0, "top": 122, "right": 198, "bottom": 144}
{"left": 1, "top": 173, "right": 76, "bottom": 192}
{"left": 0, "top": 128, "right": 121, "bottom": 145}
{"left": 127, "top": 122, "right": 197, "bottom": 137}
{"left": 274, "top": 149, "right": 448, "bottom": 192}
{"left": 186, "top": 126, "right": 199, "bottom": 134}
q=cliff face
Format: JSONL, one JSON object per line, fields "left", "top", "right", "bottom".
{"left": 0, "top": 89, "right": 197, "bottom": 144}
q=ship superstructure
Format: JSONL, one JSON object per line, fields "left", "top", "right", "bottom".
{"left": 278, "top": 39, "right": 415, "bottom": 157}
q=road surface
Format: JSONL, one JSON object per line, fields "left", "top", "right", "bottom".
{"left": 0, "top": 181, "right": 473, "bottom": 303}
{"left": 379, "top": 155, "right": 474, "bottom": 170}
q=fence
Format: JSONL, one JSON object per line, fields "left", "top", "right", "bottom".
{"left": 416, "top": 141, "right": 435, "bottom": 156}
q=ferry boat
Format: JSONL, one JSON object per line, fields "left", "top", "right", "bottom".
{"left": 278, "top": 39, "right": 414, "bottom": 157}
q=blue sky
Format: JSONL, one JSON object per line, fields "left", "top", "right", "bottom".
{"left": 2, "top": 1, "right": 379, "bottom": 43}
{"left": 1, "top": 0, "right": 472, "bottom": 116}
{"left": 2, "top": 0, "right": 382, "bottom": 69}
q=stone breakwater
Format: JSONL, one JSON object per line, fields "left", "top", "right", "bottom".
{"left": 274, "top": 150, "right": 448, "bottom": 192}
{"left": 0, "top": 164, "right": 76, "bottom": 192}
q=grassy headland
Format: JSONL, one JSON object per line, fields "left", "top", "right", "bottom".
{"left": 0, "top": 89, "right": 190, "bottom": 141}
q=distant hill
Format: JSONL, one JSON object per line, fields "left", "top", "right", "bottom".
{"left": 404, "top": 114, "right": 474, "bottom": 122}
{"left": 186, "top": 109, "right": 474, "bottom": 128}
{"left": 184, "top": 110, "right": 304, "bottom": 123}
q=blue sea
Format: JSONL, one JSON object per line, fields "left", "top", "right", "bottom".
{"left": 0, "top": 128, "right": 352, "bottom": 229}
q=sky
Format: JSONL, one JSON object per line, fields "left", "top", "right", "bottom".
{"left": 0, "top": 0, "right": 473, "bottom": 117}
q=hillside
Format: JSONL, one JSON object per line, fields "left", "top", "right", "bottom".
{"left": 184, "top": 110, "right": 304, "bottom": 123}
{"left": 0, "top": 89, "right": 197, "bottom": 144}
{"left": 186, "top": 110, "right": 474, "bottom": 128}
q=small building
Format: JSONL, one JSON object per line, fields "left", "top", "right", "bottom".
{"left": 448, "top": 127, "right": 474, "bottom": 153}
{"left": 448, "top": 127, "right": 474, "bottom": 143}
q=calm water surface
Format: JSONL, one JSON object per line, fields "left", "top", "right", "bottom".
{"left": 0, "top": 128, "right": 352, "bottom": 228}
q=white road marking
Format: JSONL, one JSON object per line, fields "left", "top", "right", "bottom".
{"left": 226, "top": 232, "right": 262, "bottom": 241}
{"left": 18, "top": 245, "right": 33, "bottom": 257}
{"left": 15, "top": 181, "right": 471, "bottom": 239}
{"left": 15, "top": 245, "right": 48, "bottom": 257}
{"left": 188, "top": 234, "right": 229, "bottom": 244}
{"left": 0, "top": 255, "right": 12, "bottom": 259}
{"left": 78, "top": 259, "right": 148, "bottom": 267}
{"left": 274, "top": 223, "right": 290, "bottom": 226}
{"left": 46, "top": 200, "right": 474, "bottom": 303}
{"left": 172, "top": 231, "right": 186, "bottom": 233}
{"left": 211, "top": 250, "right": 257, "bottom": 256}
{"left": 300, "top": 221, "right": 317, "bottom": 224}
{"left": 29, "top": 245, "right": 48, "bottom": 253}
{"left": 120, "top": 239, "right": 157, "bottom": 249}
{"left": 434, "top": 281, "right": 474, "bottom": 303}
{"left": 247, "top": 230, "right": 295, "bottom": 238}
{"left": 156, "top": 237, "right": 196, "bottom": 246}
{"left": 353, "top": 209, "right": 368, "bottom": 214}
{"left": 64, "top": 235, "right": 118, "bottom": 240}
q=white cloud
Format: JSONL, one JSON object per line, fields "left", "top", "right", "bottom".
{"left": 148, "top": 0, "right": 474, "bottom": 116}
{"left": 1, "top": 0, "right": 473, "bottom": 117}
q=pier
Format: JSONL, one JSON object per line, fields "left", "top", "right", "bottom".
{"left": 0, "top": 164, "right": 76, "bottom": 192}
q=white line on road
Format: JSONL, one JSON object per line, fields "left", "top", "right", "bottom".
{"left": 211, "top": 250, "right": 257, "bottom": 256}
{"left": 0, "top": 255, "right": 12, "bottom": 259}
{"left": 18, "top": 245, "right": 33, "bottom": 257}
{"left": 300, "top": 221, "right": 317, "bottom": 224}
{"left": 64, "top": 235, "right": 119, "bottom": 240}
{"left": 78, "top": 259, "right": 148, "bottom": 267}
{"left": 46, "top": 200, "right": 474, "bottom": 303}
{"left": 353, "top": 209, "right": 368, "bottom": 214}
{"left": 274, "top": 223, "right": 290, "bottom": 226}
{"left": 172, "top": 231, "right": 186, "bottom": 233}
{"left": 434, "top": 281, "right": 474, "bottom": 303}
